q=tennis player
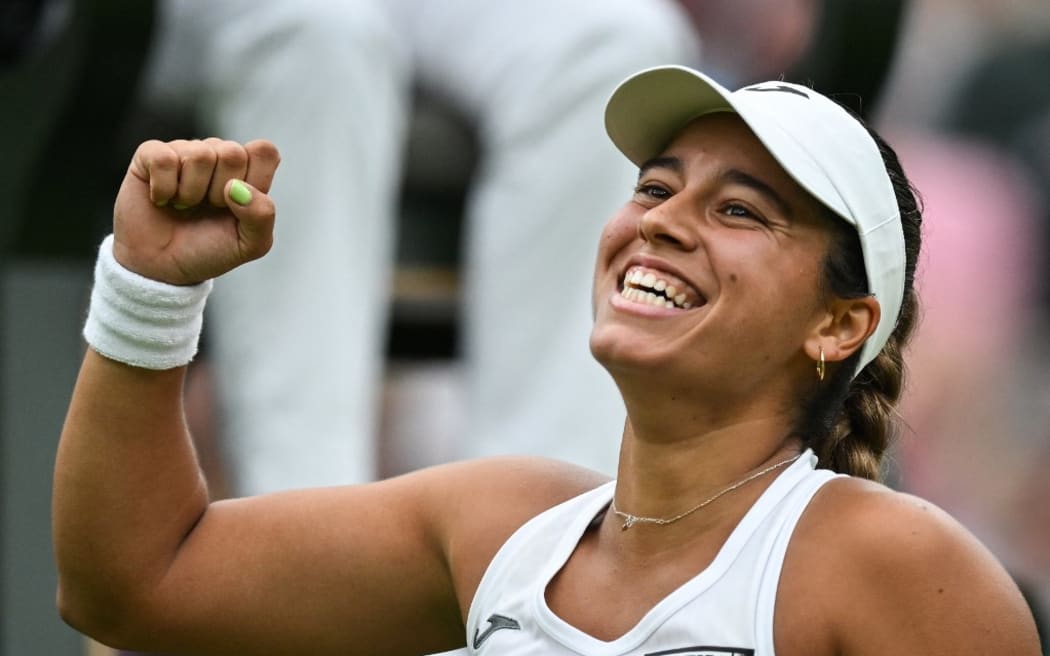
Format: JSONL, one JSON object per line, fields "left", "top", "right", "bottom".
{"left": 53, "top": 66, "right": 1042, "bottom": 654}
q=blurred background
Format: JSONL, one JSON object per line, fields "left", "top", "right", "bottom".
{"left": 2, "top": 0, "right": 1047, "bottom": 653}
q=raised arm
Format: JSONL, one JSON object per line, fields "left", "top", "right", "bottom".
{"left": 52, "top": 139, "right": 472, "bottom": 654}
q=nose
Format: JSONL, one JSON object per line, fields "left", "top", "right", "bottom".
{"left": 637, "top": 197, "right": 699, "bottom": 250}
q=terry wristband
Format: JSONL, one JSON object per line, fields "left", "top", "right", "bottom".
{"left": 83, "top": 234, "right": 213, "bottom": 370}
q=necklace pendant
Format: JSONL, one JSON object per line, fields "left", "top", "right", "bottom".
{"left": 609, "top": 454, "right": 801, "bottom": 534}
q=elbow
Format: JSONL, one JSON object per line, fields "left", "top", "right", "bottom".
{"left": 57, "top": 582, "right": 119, "bottom": 645}
{"left": 56, "top": 579, "right": 151, "bottom": 649}
{"left": 57, "top": 585, "right": 94, "bottom": 637}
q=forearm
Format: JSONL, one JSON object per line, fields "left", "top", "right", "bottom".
{"left": 53, "top": 349, "right": 209, "bottom": 635}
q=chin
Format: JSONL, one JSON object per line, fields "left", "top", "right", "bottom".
{"left": 589, "top": 323, "right": 674, "bottom": 377}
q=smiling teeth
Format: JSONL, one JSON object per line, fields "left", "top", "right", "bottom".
{"left": 621, "top": 287, "right": 676, "bottom": 308}
{"left": 621, "top": 266, "right": 701, "bottom": 309}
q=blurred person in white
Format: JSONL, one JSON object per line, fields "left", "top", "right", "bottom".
{"left": 141, "top": 0, "right": 700, "bottom": 493}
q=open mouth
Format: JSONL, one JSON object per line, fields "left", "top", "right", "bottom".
{"left": 619, "top": 265, "right": 705, "bottom": 310}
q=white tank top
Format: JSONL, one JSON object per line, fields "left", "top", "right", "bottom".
{"left": 457, "top": 449, "right": 839, "bottom": 655}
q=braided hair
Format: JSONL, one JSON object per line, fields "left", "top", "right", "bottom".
{"left": 797, "top": 127, "right": 923, "bottom": 480}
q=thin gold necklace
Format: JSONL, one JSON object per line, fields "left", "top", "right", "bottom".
{"left": 610, "top": 453, "right": 802, "bottom": 531}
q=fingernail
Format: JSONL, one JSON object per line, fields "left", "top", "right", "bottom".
{"left": 229, "top": 180, "right": 252, "bottom": 206}
{"left": 172, "top": 202, "right": 190, "bottom": 210}
{"left": 155, "top": 198, "right": 168, "bottom": 207}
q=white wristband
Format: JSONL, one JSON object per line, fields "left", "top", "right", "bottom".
{"left": 83, "top": 234, "right": 213, "bottom": 370}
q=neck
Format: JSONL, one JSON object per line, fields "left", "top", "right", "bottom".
{"left": 610, "top": 452, "right": 800, "bottom": 530}
{"left": 599, "top": 364, "right": 808, "bottom": 543}
{"left": 610, "top": 408, "right": 804, "bottom": 543}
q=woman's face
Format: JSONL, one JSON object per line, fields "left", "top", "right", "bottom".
{"left": 590, "top": 113, "right": 836, "bottom": 396}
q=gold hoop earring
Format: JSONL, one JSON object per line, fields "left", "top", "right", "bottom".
{"left": 817, "top": 347, "right": 826, "bottom": 382}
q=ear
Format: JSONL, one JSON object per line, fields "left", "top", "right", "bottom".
{"left": 803, "top": 295, "right": 881, "bottom": 364}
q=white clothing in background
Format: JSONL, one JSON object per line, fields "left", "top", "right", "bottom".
{"left": 144, "top": 0, "right": 699, "bottom": 493}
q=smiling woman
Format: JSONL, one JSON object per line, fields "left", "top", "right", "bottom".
{"left": 52, "top": 66, "right": 1042, "bottom": 655}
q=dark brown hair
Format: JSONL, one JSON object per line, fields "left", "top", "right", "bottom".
{"left": 796, "top": 127, "right": 923, "bottom": 480}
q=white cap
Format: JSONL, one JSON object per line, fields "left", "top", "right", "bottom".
{"left": 605, "top": 65, "right": 904, "bottom": 375}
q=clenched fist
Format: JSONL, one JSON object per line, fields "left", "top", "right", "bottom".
{"left": 112, "top": 138, "right": 281, "bottom": 285}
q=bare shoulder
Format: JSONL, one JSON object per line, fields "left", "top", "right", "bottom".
{"left": 408, "top": 456, "right": 610, "bottom": 615}
{"left": 778, "top": 476, "right": 1041, "bottom": 655}
{"left": 413, "top": 455, "right": 610, "bottom": 531}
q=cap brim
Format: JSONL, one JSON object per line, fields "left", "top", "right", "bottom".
{"left": 606, "top": 66, "right": 737, "bottom": 168}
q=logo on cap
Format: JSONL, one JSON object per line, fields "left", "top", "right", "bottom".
{"left": 743, "top": 83, "right": 810, "bottom": 99}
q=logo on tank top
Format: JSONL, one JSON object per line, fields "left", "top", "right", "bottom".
{"left": 472, "top": 613, "right": 521, "bottom": 649}
{"left": 643, "top": 648, "right": 754, "bottom": 656}
{"left": 470, "top": 613, "right": 754, "bottom": 655}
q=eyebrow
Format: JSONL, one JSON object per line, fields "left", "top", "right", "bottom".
{"left": 637, "top": 156, "right": 683, "bottom": 179}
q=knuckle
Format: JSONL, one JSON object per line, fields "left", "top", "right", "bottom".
{"left": 139, "top": 138, "right": 168, "bottom": 154}
{"left": 246, "top": 139, "right": 281, "bottom": 166}
{"left": 215, "top": 142, "right": 248, "bottom": 170}
{"left": 181, "top": 143, "right": 217, "bottom": 168}
{"left": 147, "top": 144, "right": 180, "bottom": 172}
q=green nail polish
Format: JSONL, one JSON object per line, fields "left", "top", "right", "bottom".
{"left": 230, "top": 180, "right": 252, "bottom": 206}
{"left": 172, "top": 202, "right": 190, "bottom": 210}
{"left": 155, "top": 199, "right": 168, "bottom": 207}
